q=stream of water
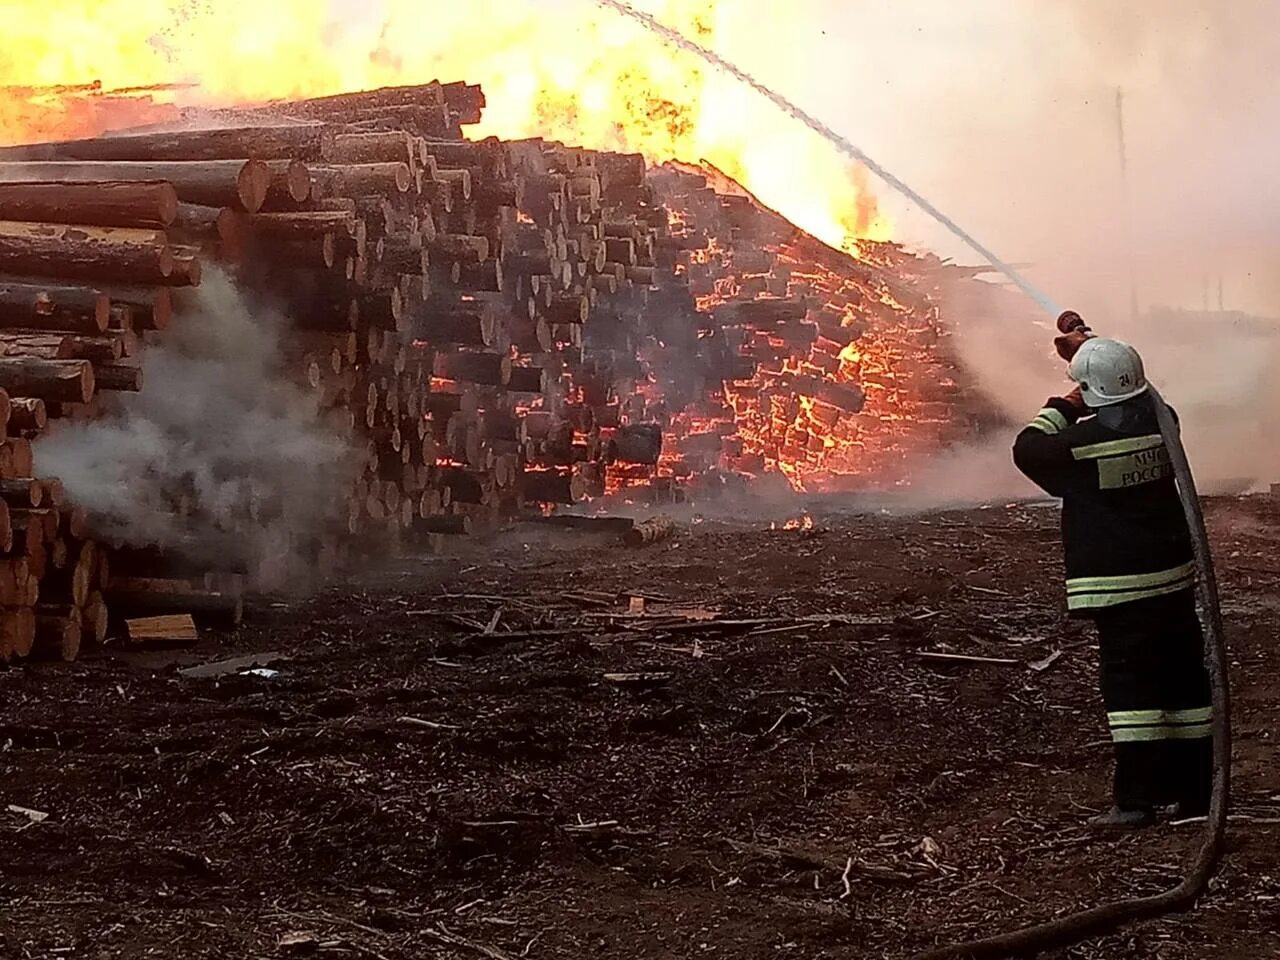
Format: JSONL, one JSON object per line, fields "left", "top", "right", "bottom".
{"left": 594, "top": 0, "right": 1063, "bottom": 319}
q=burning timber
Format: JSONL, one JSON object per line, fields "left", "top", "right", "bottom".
{"left": 0, "top": 79, "right": 1000, "bottom": 664}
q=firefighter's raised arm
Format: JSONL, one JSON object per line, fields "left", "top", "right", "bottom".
{"left": 1012, "top": 392, "right": 1084, "bottom": 497}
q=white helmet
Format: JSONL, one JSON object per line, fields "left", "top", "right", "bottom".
{"left": 1068, "top": 337, "right": 1148, "bottom": 407}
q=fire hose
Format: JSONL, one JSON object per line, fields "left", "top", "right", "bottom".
{"left": 593, "top": 5, "right": 1230, "bottom": 955}
{"left": 914, "top": 317, "right": 1231, "bottom": 960}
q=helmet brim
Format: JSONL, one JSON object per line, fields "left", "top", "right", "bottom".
{"left": 1082, "top": 382, "right": 1149, "bottom": 408}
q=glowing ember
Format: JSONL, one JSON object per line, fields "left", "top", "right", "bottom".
{"left": 771, "top": 514, "right": 814, "bottom": 531}
{"left": 635, "top": 163, "right": 989, "bottom": 498}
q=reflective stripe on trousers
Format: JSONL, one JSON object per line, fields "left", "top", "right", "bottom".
{"left": 1108, "top": 706, "right": 1213, "bottom": 743}
{"left": 1067, "top": 561, "right": 1195, "bottom": 612}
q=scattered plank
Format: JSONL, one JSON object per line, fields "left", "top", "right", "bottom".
{"left": 178, "top": 651, "right": 288, "bottom": 679}
{"left": 602, "top": 672, "right": 673, "bottom": 687}
{"left": 624, "top": 515, "right": 675, "bottom": 547}
{"left": 723, "top": 838, "right": 921, "bottom": 883}
{"left": 398, "top": 715, "right": 461, "bottom": 731}
{"left": 6, "top": 804, "right": 49, "bottom": 823}
{"left": 425, "top": 923, "right": 517, "bottom": 960}
{"left": 915, "top": 651, "right": 1020, "bottom": 667}
{"left": 126, "top": 613, "right": 198, "bottom": 647}
{"left": 635, "top": 617, "right": 785, "bottom": 635}
{"left": 1029, "top": 650, "right": 1064, "bottom": 673}
{"left": 527, "top": 515, "right": 636, "bottom": 534}
{"left": 279, "top": 931, "right": 321, "bottom": 954}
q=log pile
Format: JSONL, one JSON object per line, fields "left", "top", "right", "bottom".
{"left": 0, "top": 192, "right": 167, "bottom": 660}
{"left": 0, "top": 80, "right": 677, "bottom": 660}
{"left": 0, "top": 79, "right": 1000, "bottom": 663}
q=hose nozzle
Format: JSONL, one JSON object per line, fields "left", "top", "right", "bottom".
{"left": 1054, "top": 310, "right": 1095, "bottom": 362}
{"left": 1057, "top": 310, "right": 1089, "bottom": 335}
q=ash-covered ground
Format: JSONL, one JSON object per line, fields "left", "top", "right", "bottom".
{"left": 2, "top": 495, "right": 1277, "bottom": 959}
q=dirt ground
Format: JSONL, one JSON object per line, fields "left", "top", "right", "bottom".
{"left": 2, "top": 494, "right": 1279, "bottom": 960}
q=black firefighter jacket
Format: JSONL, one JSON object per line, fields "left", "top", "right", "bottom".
{"left": 1012, "top": 394, "right": 1194, "bottom": 618}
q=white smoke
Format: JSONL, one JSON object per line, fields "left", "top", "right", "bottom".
{"left": 942, "top": 288, "right": 1280, "bottom": 495}
{"left": 764, "top": 1, "right": 1280, "bottom": 496}
{"left": 35, "top": 270, "right": 356, "bottom": 588}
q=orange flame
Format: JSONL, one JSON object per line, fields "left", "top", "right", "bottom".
{"left": 0, "top": 0, "right": 889, "bottom": 250}
{"left": 771, "top": 514, "right": 814, "bottom": 531}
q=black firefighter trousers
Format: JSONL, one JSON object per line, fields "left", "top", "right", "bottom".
{"left": 1093, "top": 589, "right": 1214, "bottom": 812}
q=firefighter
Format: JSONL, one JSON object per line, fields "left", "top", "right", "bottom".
{"left": 1012, "top": 323, "right": 1213, "bottom": 828}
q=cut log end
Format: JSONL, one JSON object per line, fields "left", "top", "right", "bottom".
{"left": 237, "top": 159, "right": 272, "bottom": 214}
{"left": 286, "top": 159, "right": 312, "bottom": 203}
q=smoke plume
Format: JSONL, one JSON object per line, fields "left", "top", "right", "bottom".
{"left": 34, "top": 271, "right": 356, "bottom": 589}
{"left": 724, "top": 1, "right": 1280, "bottom": 493}
{"left": 572, "top": 2, "right": 1280, "bottom": 495}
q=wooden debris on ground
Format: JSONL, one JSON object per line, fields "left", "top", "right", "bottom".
{"left": 126, "top": 613, "right": 198, "bottom": 646}
{"left": 177, "top": 650, "right": 288, "bottom": 679}
{"left": 914, "top": 651, "right": 1021, "bottom": 667}
{"left": 624, "top": 515, "right": 675, "bottom": 547}
{"left": 602, "top": 671, "right": 673, "bottom": 687}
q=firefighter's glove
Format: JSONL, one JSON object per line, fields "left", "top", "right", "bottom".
{"left": 1060, "top": 386, "right": 1088, "bottom": 413}
{"left": 1054, "top": 330, "right": 1095, "bottom": 362}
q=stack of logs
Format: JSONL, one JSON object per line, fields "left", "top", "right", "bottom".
{"left": 0, "top": 182, "right": 183, "bottom": 661}
{"left": 0, "top": 80, "right": 682, "bottom": 661}
{"left": 0, "top": 79, "right": 999, "bottom": 662}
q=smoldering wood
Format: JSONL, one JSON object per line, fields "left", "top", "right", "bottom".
{"left": 262, "top": 159, "right": 313, "bottom": 206}
{"left": 92, "top": 364, "right": 144, "bottom": 392}
{"left": 8, "top": 397, "right": 46, "bottom": 432}
{"left": 108, "top": 579, "right": 244, "bottom": 628}
{"left": 249, "top": 211, "right": 358, "bottom": 240}
{"left": 0, "top": 478, "right": 42, "bottom": 508}
{"left": 0, "top": 277, "right": 109, "bottom": 333}
{"left": 0, "top": 608, "right": 37, "bottom": 661}
{"left": 607, "top": 424, "right": 663, "bottom": 466}
{"left": 432, "top": 350, "right": 511, "bottom": 386}
{"left": 624, "top": 516, "right": 675, "bottom": 547}
{"left": 0, "top": 221, "right": 174, "bottom": 285}
{"left": 0, "top": 160, "right": 271, "bottom": 212}
{"left": 518, "top": 469, "right": 575, "bottom": 505}
{"left": 0, "top": 358, "right": 93, "bottom": 403}
{"left": 0, "top": 124, "right": 335, "bottom": 162}
{"left": 412, "top": 299, "right": 498, "bottom": 347}
{"left": 412, "top": 514, "right": 472, "bottom": 536}
{"left": 99, "top": 285, "right": 173, "bottom": 331}
{"left": 323, "top": 131, "right": 415, "bottom": 166}
{"left": 528, "top": 515, "right": 636, "bottom": 535}
{"left": 505, "top": 365, "right": 547, "bottom": 394}
{"left": 322, "top": 162, "right": 414, "bottom": 197}
{"left": 0, "top": 180, "right": 178, "bottom": 229}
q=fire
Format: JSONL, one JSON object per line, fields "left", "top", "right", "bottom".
{"left": 770, "top": 514, "right": 814, "bottom": 531}
{"left": 0, "top": 0, "right": 889, "bottom": 251}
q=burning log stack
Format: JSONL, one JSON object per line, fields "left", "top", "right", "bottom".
{"left": 647, "top": 163, "right": 992, "bottom": 493}
{"left": 204, "top": 84, "right": 697, "bottom": 539}
{"left": 0, "top": 79, "right": 999, "bottom": 663}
